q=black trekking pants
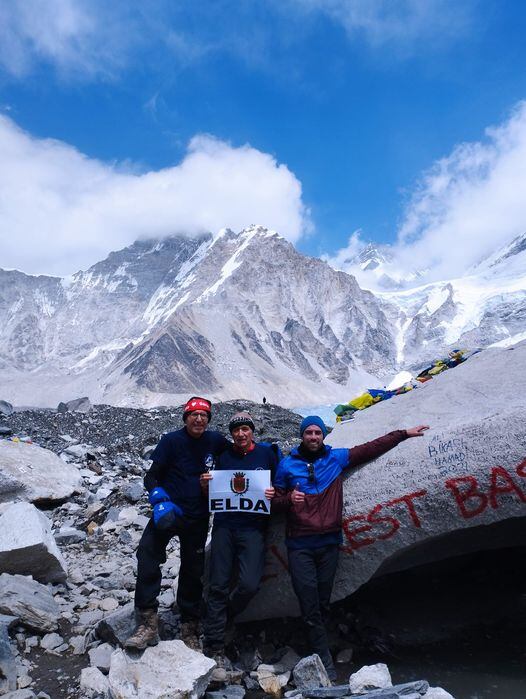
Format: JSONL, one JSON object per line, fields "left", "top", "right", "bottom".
{"left": 135, "top": 516, "right": 209, "bottom": 621}
{"left": 204, "top": 526, "right": 266, "bottom": 649}
{"left": 287, "top": 544, "right": 339, "bottom": 679}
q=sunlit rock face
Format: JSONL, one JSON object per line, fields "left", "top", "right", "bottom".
{"left": 1, "top": 227, "right": 525, "bottom": 408}
{"left": 0, "top": 226, "right": 394, "bottom": 407}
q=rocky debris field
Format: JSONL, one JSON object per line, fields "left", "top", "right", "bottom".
{"left": 0, "top": 399, "right": 451, "bottom": 699}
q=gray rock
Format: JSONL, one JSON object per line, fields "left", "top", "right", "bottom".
{"left": 206, "top": 688, "right": 246, "bottom": 699}
{"left": 60, "top": 397, "right": 92, "bottom": 413}
{"left": 96, "top": 603, "right": 135, "bottom": 647}
{"left": 80, "top": 666, "right": 110, "bottom": 698}
{"left": 301, "top": 687, "right": 349, "bottom": 699}
{"left": 292, "top": 655, "right": 331, "bottom": 691}
{"left": 122, "top": 481, "right": 144, "bottom": 503}
{"left": 349, "top": 664, "right": 392, "bottom": 694}
{"left": 70, "top": 634, "right": 89, "bottom": 655}
{"left": 63, "top": 443, "right": 90, "bottom": 459}
{"left": 2, "top": 691, "right": 37, "bottom": 699}
{"left": 0, "top": 617, "right": 17, "bottom": 694}
{"left": 0, "top": 502, "right": 68, "bottom": 583}
{"left": 0, "top": 440, "right": 82, "bottom": 505}
{"left": 0, "top": 425, "right": 13, "bottom": 436}
{"left": 0, "top": 400, "right": 14, "bottom": 416}
{"left": 0, "top": 574, "right": 60, "bottom": 632}
{"left": 54, "top": 527, "right": 87, "bottom": 545}
{"left": 108, "top": 641, "right": 216, "bottom": 698}
{"left": 88, "top": 642, "right": 114, "bottom": 673}
{"left": 40, "top": 632, "right": 64, "bottom": 651}
{"left": 423, "top": 689, "right": 455, "bottom": 699}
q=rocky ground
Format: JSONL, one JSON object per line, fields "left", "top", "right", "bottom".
{"left": 0, "top": 399, "right": 452, "bottom": 699}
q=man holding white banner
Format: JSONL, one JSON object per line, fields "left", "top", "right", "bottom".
{"left": 200, "top": 411, "right": 278, "bottom": 660}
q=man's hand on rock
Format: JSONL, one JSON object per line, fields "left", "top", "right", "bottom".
{"left": 406, "top": 425, "right": 430, "bottom": 437}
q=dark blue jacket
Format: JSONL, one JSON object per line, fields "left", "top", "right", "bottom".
{"left": 145, "top": 427, "right": 229, "bottom": 519}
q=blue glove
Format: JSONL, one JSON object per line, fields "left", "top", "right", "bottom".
{"left": 153, "top": 501, "right": 183, "bottom": 530}
{"left": 148, "top": 487, "right": 170, "bottom": 506}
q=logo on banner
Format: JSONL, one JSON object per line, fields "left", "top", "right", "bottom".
{"left": 230, "top": 471, "right": 249, "bottom": 495}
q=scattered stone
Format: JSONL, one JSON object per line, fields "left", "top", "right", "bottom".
{"left": 54, "top": 527, "right": 87, "bottom": 545}
{"left": 70, "top": 634, "right": 89, "bottom": 655}
{"left": 256, "top": 663, "right": 291, "bottom": 696}
{"left": 86, "top": 522, "right": 99, "bottom": 536}
{"left": 63, "top": 444, "right": 90, "bottom": 459}
{"left": 2, "top": 690, "right": 37, "bottom": 699}
{"left": 349, "top": 664, "right": 392, "bottom": 694}
{"left": 80, "top": 666, "right": 110, "bottom": 698}
{"left": 0, "top": 574, "right": 60, "bottom": 632}
{"left": 423, "top": 689, "right": 455, "bottom": 699}
{"left": 17, "top": 675, "right": 33, "bottom": 689}
{"left": 292, "top": 655, "right": 331, "bottom": 691}
{"left": 276, "top": 647, "right": 302, "bottom": 672}
{"left": 88, "top": 642, "right": 114, "bottom": 673}
{"left": 206, "top": 687, "right": 246, "bottom": 699}
{"left": 122, "top": 481, "right": 144, "bottom": 503}
{"left": 0, "top": 616, "right": 17, "bottom": 694}
{"left": 99, "top": 598, "right": 119, "bottom": 612}
{"left": 96, "top": 603, "right": 135, "bottom": 647}
{"left": 58, "top": 397, "right": 92, "bottom": 413}
{"left": 0, "top": 426, "right": 13, "bottom": 436}
{"left": 108, "top": 641, "right": 215, "bottom": 698}
{"left": 0, "top": 440, "right": 82, "bottom": 505}
{"left": 0, "top": 502, "right": 68, "bottom": 583}
{"left": 40, "top": 632, "right": 64, "bottom": 651}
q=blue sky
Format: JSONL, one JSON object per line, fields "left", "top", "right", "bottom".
{"left": 1, "top": 0, "right": 526, "bottom": 276}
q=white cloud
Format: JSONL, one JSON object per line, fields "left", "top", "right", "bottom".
{"left": 0, "top": 0, "right": 138, "bottom": 80}
{"left": 326, "top": 102, "right": 526, "bottom": 285}
{"left": 288, "top": 0, "right": 475, "bottom": 53}
{"left": 395, "top": 101, "right": 526, "bottom": 279}
{"left": 0, "top": 116, "right": 309, "bottom": 276}
{"left": 321, "top": 230, "right": 365, "bottom": 266}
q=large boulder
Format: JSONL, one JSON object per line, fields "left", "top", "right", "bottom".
{"left": 0, "top": 401, "right": 14, "bottom": 416}
{"left": 242, "top": 343, "right": 526, "bottom": 619}
{"left": 0, "top": 502, "right": 68, "bottom": 583}
{"left": 0, "top": 440, "right": 82, "bottom": 504}
{"left": 108, "top": 641, "right": 215, "bottom": 698}
{"left": 0, "top": 574, "right": 60, "bottom": 632}
{"left": 57, "top": 396, "right": 91, "bottom": 413}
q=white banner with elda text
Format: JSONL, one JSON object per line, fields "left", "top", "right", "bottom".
{"left": 209, "top": 469, "right": 271, "bottom": 515}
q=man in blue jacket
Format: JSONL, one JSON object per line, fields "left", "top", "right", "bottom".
{"left": 273, "top": 415, "right": 429, "bottom": 679}
{"left": 125, "top": 397, "right": 230, "bottom": 651}
{"left": 200, "top": 411, "right": 278, "bottom": 660}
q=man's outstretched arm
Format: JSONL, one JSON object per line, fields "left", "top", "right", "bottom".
{"left": 348, "top": 425, "right": 429, "bottom": 468}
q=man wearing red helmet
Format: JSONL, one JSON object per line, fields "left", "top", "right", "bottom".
{"left": 125, "top": 397, "right": 229, "bottom": 651}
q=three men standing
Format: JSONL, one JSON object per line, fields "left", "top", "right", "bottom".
{"left": 126, "top": 395, "right": 428, "bottom": 681}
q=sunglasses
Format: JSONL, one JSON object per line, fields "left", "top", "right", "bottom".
{"left": 307, "top": 463, "right": 315, "bottom": 483}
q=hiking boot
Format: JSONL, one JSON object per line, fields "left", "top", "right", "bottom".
{"left": 180, "top": 619, "right": 202, "bottom": 651}
{"left": 124, "top": 608, "right": 159, "bottom": 650}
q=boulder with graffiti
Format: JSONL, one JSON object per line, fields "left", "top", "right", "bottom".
{"left": 244, "top": 341, "right": 526, "bottom": 620}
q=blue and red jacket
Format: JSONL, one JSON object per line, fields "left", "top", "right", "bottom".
{"left": 273, "top": 431, "right": 408, "bottom": 540}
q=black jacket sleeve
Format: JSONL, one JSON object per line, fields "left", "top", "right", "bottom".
{"left": 143, "top": 461, "right": 168, "bottom": 493}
